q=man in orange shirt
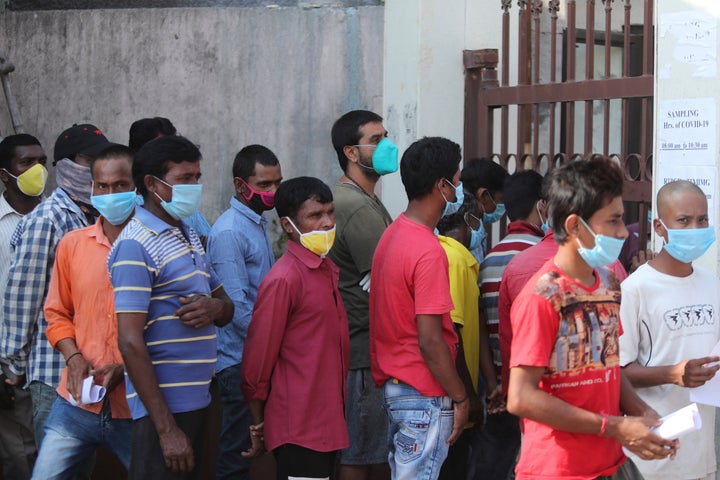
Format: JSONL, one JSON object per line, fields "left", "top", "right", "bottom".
{"left": 32, "top": 145, "right": 136, "bottom": 478}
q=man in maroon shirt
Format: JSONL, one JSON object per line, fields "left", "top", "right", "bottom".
{"left": 241, "top": 176, "right": 350, "bottom": 480}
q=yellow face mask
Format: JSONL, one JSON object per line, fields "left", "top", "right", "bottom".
{"left": 4, "top": 163, "right": 48, "bottom": 197}
{"left": 285, "top": 217, "right": 336, "bottom": 257}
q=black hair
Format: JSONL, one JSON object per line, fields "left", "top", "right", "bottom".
{"left": 460, "top": 157, "right": 509, "bottom": 196}
{"left": 128, "top": 117, "right": 177, "bottom": 152}
{"left": 548, "top": 157, "right": 624, "bottom": 243}
{"left": 400, "top": 137, "right": 462, "bottom": 201}
{"left": 90, "top": 145, "right": 135, "bottom": 180}
{"left": 275, "top": 176, "right": 333, "bottom": 220}
{"left": 331, "top": 110, "right": 383, "bottom": 171}
{"left": 0, "top": 134, "right": 42, "bottom": 170}
{"left": 502, "top": 170, "right": 543, "bottom": 222}
{"left": 133, "top": 136, "right": 201, "bottom": 196}
{"left": 232, "top": 144, "right": 280, "bottom": 180}
{"left": 437, "top": 191, "right": 478, "bottom": 235}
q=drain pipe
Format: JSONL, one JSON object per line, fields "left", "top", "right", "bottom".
{"left": 0, "top": 53, "right": 25, "bottom": 134}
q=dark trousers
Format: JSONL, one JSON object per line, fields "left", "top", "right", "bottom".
{"left": 438, "top": 428, "right": 471, "bottom": 480}
{"left": 216, "top": 365, "right": 252, "bottom": 480}
{"left": 273, "top": 444, "right": 336, "bottom": 480}
{"left": 129, "top": 408, "right": 207, "bottom": 480}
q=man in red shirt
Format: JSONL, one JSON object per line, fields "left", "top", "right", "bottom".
{"left": 370, "top": 137, "right": 469, "bottom": 480}
{"left": 507, "top": 158, "right": 676, "bottom": 479}
{"left": 241, "top": 176, "right": 350, "bottom": 480}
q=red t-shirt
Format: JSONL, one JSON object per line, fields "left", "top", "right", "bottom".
{"left": 370, "top": 214, "right": 457, "bottom": 396}
{"left": 510, "top": 260, "right": 625, "bottom": 479}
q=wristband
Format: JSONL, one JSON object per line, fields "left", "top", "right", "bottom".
{"left": 598, "top": 413, "right": 609, "bottom": 436}
{"left": 452, "top": 394, "right": 469, "bottom": 405}
{"left": 65, "top": 352, "right": 82, "bottom": 365}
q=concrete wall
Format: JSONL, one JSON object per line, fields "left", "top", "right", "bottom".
{"left": 0, "top": 5, "right": 384, "bottom": 243}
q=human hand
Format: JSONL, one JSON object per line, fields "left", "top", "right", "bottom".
{"left": 66, "top": 353, "right": 92, "bottom": 404}
{"left": 486, "top": 384, "right": 506, "bottom": 414}
{"left": 176, "top": 294, "right": 222, "bottom": 328}
{"left": 359, "top": 273, "right": 371, "bottom": 293}
{"left": 447, "top": 398, "right": 469, "bottom": 445}
{"left": 158, "top": 424, "right": 195, "bottom": 473}
{"left": 90, "top": 363, "right": 125, "bottom": 392}
{"left": 3, "top": 372, "right": 25, "bottom": 387}
{"left": 673, "top": 356, "right": 720, "bottom": 388}
{"left": 606, "top": 415, "right": 678, "bottom": 461}
{"left": 241, "top": 422, "right": 266, "bottom": 458}
{"left": 629, "top": 248, "right": 653, "bottom": 274}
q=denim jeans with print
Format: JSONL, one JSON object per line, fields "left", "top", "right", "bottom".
{"left": 383, "top": 380, "right": 453, "bottom": 480}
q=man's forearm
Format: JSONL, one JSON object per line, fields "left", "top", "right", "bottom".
{"left": 247, "top": 399, "right": 265, "bottom": 425}
{"left": 420, "top": 335, "right": 466, "bottom": 401}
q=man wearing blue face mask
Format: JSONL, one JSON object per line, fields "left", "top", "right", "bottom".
{"left": 619, "top": 180, "right": 720, "bottom": 480}
{"left": 328, "top": 110, "right": 394, "bottom": 480}
{"left": 108, "top": 135, "right": 234, "bottom": 479}
{"left": 32, "top": 145, "right": 137, "bottom": 479}
{"left": 460, "top": 158, "right": 509, "bottom": 262}
{"left": 507, "top": 158, "right": 677, "bottom": 479}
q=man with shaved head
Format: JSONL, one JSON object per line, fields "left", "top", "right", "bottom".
{"left": 619, "top": 180, "right": 720, "bottom": 480}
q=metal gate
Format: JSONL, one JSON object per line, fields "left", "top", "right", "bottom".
{"left": 463, "top": 0, "right": 654, "bottom": 238}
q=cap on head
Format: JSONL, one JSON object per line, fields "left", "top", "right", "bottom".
{"left": 53, "top": 124, "right": 110, "bottom": 164}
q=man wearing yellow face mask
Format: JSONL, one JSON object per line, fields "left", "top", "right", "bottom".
{"left": 241, "top": 176, "right": 350, "bottom": 480}
{"left": 0, "top": 133, "right": 46, "bottom": 480}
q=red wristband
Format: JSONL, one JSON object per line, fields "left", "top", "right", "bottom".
{"left": 598, "top": 414, "right": 609, "bottom": 436}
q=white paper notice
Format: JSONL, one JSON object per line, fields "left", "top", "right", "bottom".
{"left": 690, "top": 340, "right": 720, "bottom": 407}
{"left": 656, "top": 164, "right": 716, "bottom": 223}
{"left": 658, "top": 98, "right": 716, "bottom": 166}
{"left": 659, "top": 11, "right": 717, "bottom": 78}
{"left": 652, "top": 403, "right": 702, "bottom": 440}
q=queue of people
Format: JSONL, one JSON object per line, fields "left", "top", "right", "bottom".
{"left": 0, "top": 110, "right": 718, "bottom": 480}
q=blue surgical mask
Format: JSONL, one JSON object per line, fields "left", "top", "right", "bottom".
{"left": 537, "top": 201, "right": 550, "bottom": 233}
{"left": 576, "top": 217, "right": 625, "bottom": 268}
{"left": 91, "top": 188, "right": 137, "bottom": 226}
{"left": 482, "top": 191, "right": 505, "bottom": 223}
{"left": 468, "top": 226, "right": 483, "bottom": 251}
{"left": 659, "top": 219, "right": 715, "bottom": 263}
{"left": 153, "top": 177, "right": 203, "bottom": 220}
{"left": 356, "top": 138, "right": 399, "bottom": 176}
{"left": 441, "top": 180, "right": 464, "bottom": 217}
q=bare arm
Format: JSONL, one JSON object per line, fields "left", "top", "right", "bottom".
{"left": 623, "top": 356, "right": 720, "bottom": 389}
{"left": 174, "top": 286, "right": 234, "bottom": 328}
{"left": 242, "top": 399, "right": 266, "bottom": 459}
{"left": 507, "top": 365, "right": 677, "bottom": 460}
{"left": 417, "top": 314, "right": 469, "bottom": 444}
{"left": 453, "top": 324, "right": 483, "bottom": 426}
{"left": 478, "top": 305, "right": 504, "bottom": 414}
{"left": 117, "top": 312, "right": 194, "bottom": 473}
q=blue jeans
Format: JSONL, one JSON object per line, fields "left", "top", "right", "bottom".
{"left": 383, "top": 380, "right": 453, "bottom": 480}
{"left": 216, "top": 364, "right": 252, "bottom": 479}
{"left": 31, "top": 396, "right": 132, "bottom": 480}
{"left": 28, "top": 381, "right": 56, "bottom": 447}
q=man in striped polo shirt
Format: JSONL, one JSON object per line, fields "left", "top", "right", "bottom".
{"left": 108, "top": 136, "right": 233, "bottom": 479}
{"left": 473, "top": 170, "right": 545, "bottom": 480}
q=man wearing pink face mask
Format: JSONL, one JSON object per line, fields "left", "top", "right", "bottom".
{"left": 206, "top": 144, "right": 282, "bottom": 480}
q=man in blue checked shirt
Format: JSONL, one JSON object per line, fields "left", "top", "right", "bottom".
{"left": 1, "top": 123, "right": 112, "bottom": 448}
{"left": 206, "top": 144, "right": 282, "bottom": 480}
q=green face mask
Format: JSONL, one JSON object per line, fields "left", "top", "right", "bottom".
{"left": 4, "top": 163, "right": 48, "bottom": 197}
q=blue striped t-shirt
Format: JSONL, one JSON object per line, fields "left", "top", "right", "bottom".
{"left": 108, "top": 206, "right": 221, "bottom": 420}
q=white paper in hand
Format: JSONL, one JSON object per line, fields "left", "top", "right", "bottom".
{"left": 68, "top": 376, "right": 106, "bottom": 406}
{"left": 651, "top": 403, "right": 702, "bottom": 440}
{"left": 689, "top": 339, "right": 720, "bottom": 407}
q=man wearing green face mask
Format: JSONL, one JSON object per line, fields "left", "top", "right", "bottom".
{"left": 242, "top": 177, "right": 350, "bottom": 480}
{"left": 0, "top": 133, "right": 46, "bottom": 480}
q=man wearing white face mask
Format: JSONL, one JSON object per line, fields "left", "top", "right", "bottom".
{"left": 507, "top": 158, "right": 677, "bottom": 479}
{"left": 108, "top": 135, "right": 234, "bottom": 479}
{"left": 619, "top": 180, "right": 720, "bottom": 480}
{"left": 241, "top": 176, "right": 350, "bottom": 480}
{"left": 2, "top": 124, "right": 111, "bottom": 451}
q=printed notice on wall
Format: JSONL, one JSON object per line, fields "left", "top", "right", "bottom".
{"left": 657, "top": 164, "right": 716, "bottom": 223}
{"left": 659, "top": 10, "right": 717, "bottom": 79}
{"left": 658, "top": 98, "right": 716, "bottom": 165}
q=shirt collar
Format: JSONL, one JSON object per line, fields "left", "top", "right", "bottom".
{"left": 438, "top": 235, "right": 478, "bottom": 267}
{"left": 286, "top": 239, "right": 323, "bottom": 269}
{"left": 86, "top": 217, "right": 112, "bottom": 248}
{"left": 506, "top": 221, "right": 545, "bottom": 237}
{"left": 231, "top": 196, "right": 264, "bottom": 225}
{"left": 133, "top": 205, "right": 179, "bottom": 235}
{"left": 0, "top": 194, "right": 20, "bottom": 220}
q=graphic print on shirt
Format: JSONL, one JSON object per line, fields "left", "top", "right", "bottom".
{"left": 535, "top": 270, "right": 622, "bottom": 377}
{"left": 663, "top": 304, "right": 715, "bottom": 331}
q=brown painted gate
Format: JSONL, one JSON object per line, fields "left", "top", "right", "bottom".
{"left": 464, "top": 0, "right": 654, "bottom": 239}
